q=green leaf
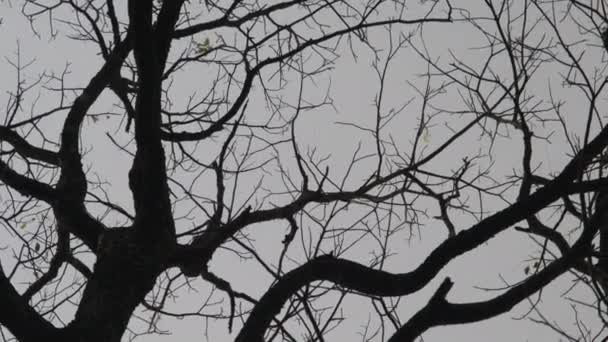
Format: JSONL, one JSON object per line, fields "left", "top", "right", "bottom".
{"left": 197, "top": 38, "right": 211, "bottom": 54}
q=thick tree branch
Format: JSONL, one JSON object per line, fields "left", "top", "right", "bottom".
{"left": 127, "top": 0, "right": 179, "bottom": 238}
{"left": 0, "top": 263, "right": 58, "bottom": 342}
{"left": 53, "top": 33, "right": 133, "bottom": 251}
{"left": 0, "top": 126, "right": 59, "bottom": 165}
{"left": 2, "top": 2, "right": 605, "bottom": 341}
{"left": 233, "top": 123, "right": 608, "bottom": 341}
{"left": 0, "top": 159, "right": 55, "bottom": 202}
{"left": 57, "top": 33, "right": 132, "bottom": 201}
{"left": 175, "top": 161, "right": 608, "bottom": 276}
{"left": 389, "top": 200, "right": 604, "bottom": 341}
{"left": 155, "top": 1, "right": 186, "bottom": 67}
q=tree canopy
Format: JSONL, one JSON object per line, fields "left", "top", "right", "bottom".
{"left": 1, "top": 1, "right": 608, "bottom": 341}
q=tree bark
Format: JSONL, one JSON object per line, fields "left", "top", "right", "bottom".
{"left": 65, "top": 228, "right": 166, "bottom": 342}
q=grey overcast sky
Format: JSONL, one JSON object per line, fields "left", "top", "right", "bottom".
{"left": 0, "top": 1, "right": 606, "bottom": 341}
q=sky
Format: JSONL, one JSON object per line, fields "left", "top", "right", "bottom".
{"left": 0, "top": 1, "right": 606, "bottom": 341}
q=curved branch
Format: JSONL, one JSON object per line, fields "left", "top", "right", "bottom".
{"left": 175, "top": 118, "right": 608, "bottom": 275}
{"left": 389, "top": 204, "right": 604, "bottom": 342}
{"left": 234, "top": 123, "right": 608, "bottom": 341}
{"left": 160, "top": 71, "right": 254, "bottom": 142}
{"left": 53, "top": 33, "right": 133, "bottom": 250}
{"left": 162, "top": 4, "right": 452, "bottom": 142}
{"left": 57, "top": 33, "right": 132, "bottom": 201}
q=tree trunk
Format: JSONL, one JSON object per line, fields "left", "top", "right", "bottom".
{"left": 65, "top": 228, "right": 164, "bottom": 342}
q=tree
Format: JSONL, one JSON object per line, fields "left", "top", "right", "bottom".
{"left": 1, "top": 0, "right": 608, "bottom": 341}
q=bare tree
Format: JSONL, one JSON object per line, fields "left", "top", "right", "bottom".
{"left": 1, "top": 0, "right": 608, "bottom": 341}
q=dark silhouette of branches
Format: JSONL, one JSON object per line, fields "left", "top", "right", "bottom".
{"left": 1, "top": 1, "right": 608, "bottom": 341}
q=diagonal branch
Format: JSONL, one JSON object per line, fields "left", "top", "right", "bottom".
{"left": 22, "top": 231, "right": 69, "bottom": 301}
{"left": 174, "top": 163, "right": 608, "bottom": 277}
{"left": 0, "top": 126, "right": 59, "bottom": 165}
{"left": 232, "top": 122, "right": 608, "bottom": 341}
{"left": 0, "top": 159, "right": 55, "bottom": 202}
{"left": 0, "top": 263, "right": 59, "bottom": 342}
{"left": 389, "top": 200, "right": 605, "bottom": 342}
